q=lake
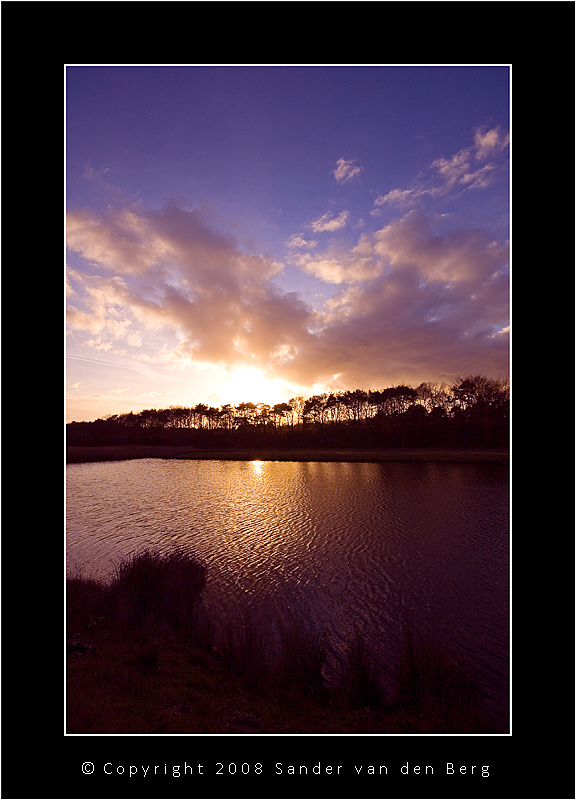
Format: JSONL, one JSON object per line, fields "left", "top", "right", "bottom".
{"left": 66, "top": 457, "right": 509, "bottom": 730}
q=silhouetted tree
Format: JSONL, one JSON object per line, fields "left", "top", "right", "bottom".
{"left": 67, "top": 374, "right": 509, "bottom": 450}
{"left": 235, "top": 402, "right": 258, "bottom": 427}
{"left": 341, "top": 389, "right": 369, "bottom": 424}
{"left": 288, "top": 396, "right": 305, "bottom": 428}
{"left": 219, "top": 404, "right": 235, "bottom": 430}
{"left": 272, "top": 402, "right": 292, "bottom": 428}
{"left": 303, "top": 395, "right": 326, "bottom": 428}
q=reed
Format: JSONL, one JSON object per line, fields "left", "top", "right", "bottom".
{"left": 218, "top": 608, "right": 271, "bottom": 691}
{"left": 338, "top": 628, "right": 383, "bottom": 709}
{"left": 274, "top": 612, "right": 327, "bottom": 698}
{"left": 392, "top": 618, "right": 486, "bottom": 732}
{"left": 66, "top": 573, "right": 111, "bottom": 636}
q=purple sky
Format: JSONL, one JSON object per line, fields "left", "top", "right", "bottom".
{"left": 66, "top": 65, "right": 510, "bottom": 422}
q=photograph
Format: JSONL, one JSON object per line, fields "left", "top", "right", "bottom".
{"left": 64, "top": 62, "right": 512, "bottom": 797}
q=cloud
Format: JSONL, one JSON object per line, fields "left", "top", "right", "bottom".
{"left": 294, "top": 253, "right": 381, "bottom": 285}
{"left": 332, "top": 158, "right": 362, "bottom": 184}
{"left": 67, "top": 195, "right": 508, "bottom": 398}
{"left": 294, "top": 207, "right": 508, "bottom": 289}
{"left": 309, "top": 210, "right": 350, "bottom": 233}
{"left": 294, "top": 231, "right": 385, "bottom": 285}
{"left": 66, "top": 203, "right": 313, "bottom": 371}
{"left": 66, "top": 207, "right": 173, "bottom": 275}
{"left": 371, "top": 209, "right": 508, "bottom": 284}
{"left": 278, "top": 209, "right": 509, "bottom": 388}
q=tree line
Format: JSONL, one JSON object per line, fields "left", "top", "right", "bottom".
{"left": 67, "top": 374, "right": 509, "bottom": 450}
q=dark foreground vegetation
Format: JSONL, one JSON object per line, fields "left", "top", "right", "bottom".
{"left": 67, "top": 549, "right": 503, "bottom": 734}
{"left": 67, "top": 374, "right": 509, "bottom": 452}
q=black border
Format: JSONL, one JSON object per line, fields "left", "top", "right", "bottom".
{"left": 3, "top": 2, "right": 575, "bottom": 798}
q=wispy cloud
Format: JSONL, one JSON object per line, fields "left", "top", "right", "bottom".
{"left": 286, "top": 233, "right": 317, "bottom": 249}
{"left": 309, "top": 210, "right": 350, "bottom": 233}
{"left": 83, "top": 163, "right": 127, "bottom": 202}
{"left": 332, "top": 158, "right": 362, "bottom": 184}
{"left": 373, "top": 126, "right": 509, "bottom": 212}
{"left": 430, "top": 125, "right": 508, "bottom": 193}
{"left": 473, "top": 126, "right": 510, "bottom": 159}
{"left": 372, "top": 188, "right": 419, "bottom": 211}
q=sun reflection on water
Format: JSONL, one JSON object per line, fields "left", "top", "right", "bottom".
{"left": 251, "top": 460, "right": 264, "bottom": 477}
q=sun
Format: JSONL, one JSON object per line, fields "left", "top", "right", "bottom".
{"left": 218, "top": 367, "right": 290, "bottom": 407}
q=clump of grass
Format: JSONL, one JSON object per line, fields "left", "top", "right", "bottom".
{"left": 109, "top": 548, "right": 206, "bottom": 637}
{"left": 338, "top": 628, "right": 383, "bottom": 709}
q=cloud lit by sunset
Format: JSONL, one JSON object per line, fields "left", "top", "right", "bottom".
{"left": 66, "top": 66, "right": 509, "bottom": 422}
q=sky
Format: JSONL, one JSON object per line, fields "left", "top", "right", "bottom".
{"left": 65, "top": 65, "right": 510, "bottom": 423}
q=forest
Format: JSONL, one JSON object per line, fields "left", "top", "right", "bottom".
{"left": 67, "top": 375, "right": 509, "bottom": 451}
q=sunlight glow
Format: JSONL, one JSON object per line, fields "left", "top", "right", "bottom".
{"left": 217, "top": 367, "right": 291, "bottom": 406}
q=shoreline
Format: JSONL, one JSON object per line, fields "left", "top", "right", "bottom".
{"left": 66, "top": 445, "right": 509, "bottom": 465}
{"left": 175, "top": 448, "right": 509, "bottom": 464}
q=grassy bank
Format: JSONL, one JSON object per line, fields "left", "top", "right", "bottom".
{"left": 67, "top": 549, "right": 502, "bottom": 734}
{"left": 67, "top": 445, "right": 508, "bottom": 464}
{"left": 66, "top": 445, "right": 199, "bottom": 463}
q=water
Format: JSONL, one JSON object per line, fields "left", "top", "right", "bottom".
{"left": 66, "top": 457, "right": 509, "bottom": 729}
